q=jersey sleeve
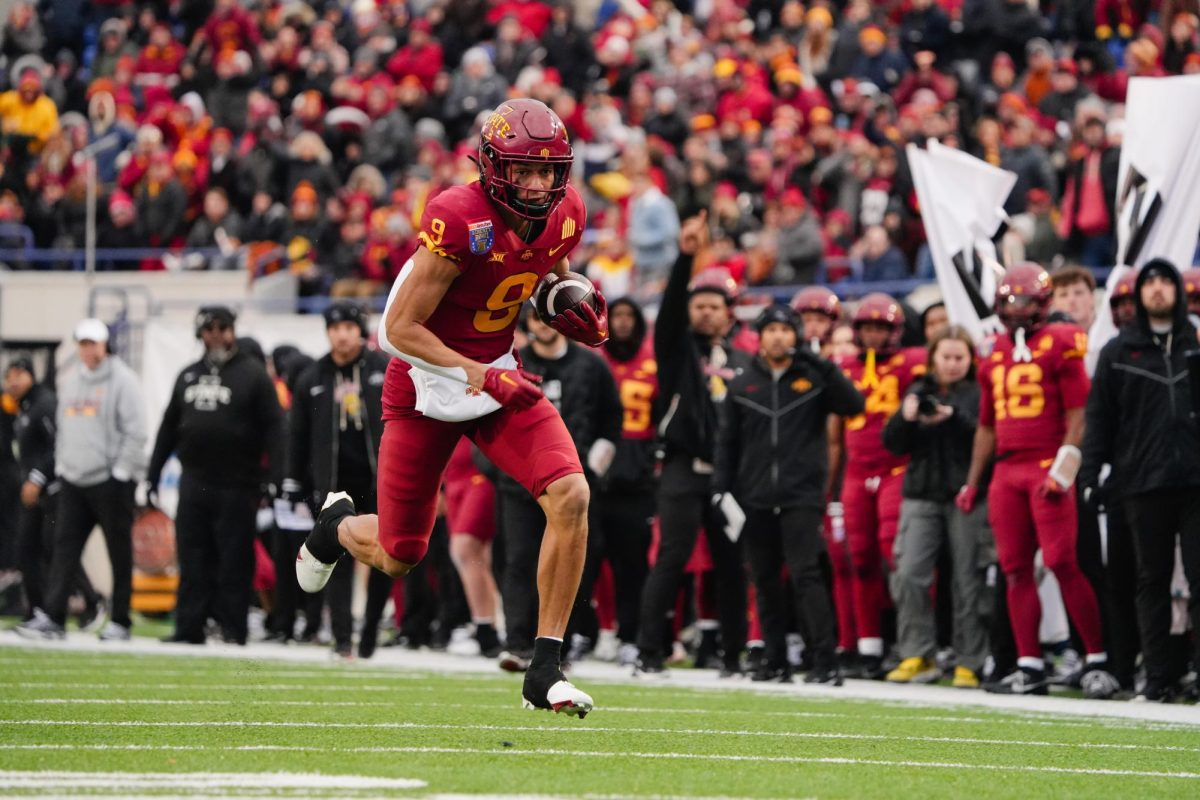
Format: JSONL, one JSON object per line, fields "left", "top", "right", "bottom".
{"left": 1055, "top": 325, "right": 1091, "bottom": 410}
{"left": 417, "top": 190, "right": 473, "bottom": 268}
{"left": 554, "top": 185, "right": 588, "bottom": 264}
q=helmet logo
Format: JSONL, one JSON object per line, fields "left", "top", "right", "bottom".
{"left": 481, "top": 106, "right": 515, "bottom": 142}
{"left": 540, "top": 148, "right": 550, "bottom": 157}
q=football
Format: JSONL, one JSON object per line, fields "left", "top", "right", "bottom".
{"left": 532, "top": 271, "right": 599, "bottom": 325}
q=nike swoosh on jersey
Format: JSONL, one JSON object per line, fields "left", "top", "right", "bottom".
{"left": 548, "top": 242, "right": 567, "bottom": 257}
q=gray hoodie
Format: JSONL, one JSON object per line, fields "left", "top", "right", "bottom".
{"left": 56, "top": 355, "right": 148, "bottom": 487}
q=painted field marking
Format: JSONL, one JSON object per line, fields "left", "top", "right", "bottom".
{"left": 1, "top": 718, "right": 1195, "bottom": 754}
{"left": 1, "top": 745, "right": 1196, "bottom": 781}
{"left": 0, "top": 770, "right": 425, "bottom": 793}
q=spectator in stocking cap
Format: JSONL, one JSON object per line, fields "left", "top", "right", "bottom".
{"left": 147, "top": 306, "right": 283, "bottom": 645}
{"left": 283, "top": 302, "right": 392, "bottom": 658}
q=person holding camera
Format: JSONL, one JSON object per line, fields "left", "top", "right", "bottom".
{"left": 883, "top": 325, "right": 992, "bottom": 687}
{"left": 714, "top": 304, "right": 863, "bottom": 683}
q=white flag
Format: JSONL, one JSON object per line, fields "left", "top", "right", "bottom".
{"left": 908, "top": 140, "right": 1017, "bottom": 343}
{"left": 1089, "top": 74, "right": 1200, "bottom": 367}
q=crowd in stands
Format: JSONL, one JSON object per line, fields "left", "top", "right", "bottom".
{"left": 2, "top": 0, "right": 1197, "bottom": 291}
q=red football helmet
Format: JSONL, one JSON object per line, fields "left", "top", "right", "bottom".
{"left": 1108, "top": 269, "right": 1138, "bottom": 328}
{"left": 790, "top": 286, "right": 841, "bottom": 321}
{"left": 477, "top": 98, "right": 573, "bottom": 221}
{"left": 1182, "top": 267, "right": 1200, "bottom": 316}
{"left": 688, "top": 267, "right": 740, "bottom": 304}
{"left": 995, "top": 262, "right": 1052, "bottom": 335}
{"left": 852, "top": 292, "right": 904, "bottom": 352}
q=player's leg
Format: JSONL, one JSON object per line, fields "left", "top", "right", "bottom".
{"left": 1033, "top": 479, "right": 1116, "bottom": 697}
{"left": 474, "top": 399, "right": 592, "bottom": 716}
{"left": 986, "top": 462, "right": 1045, "bottom": 694}
{"left": 297, "top": 415, "right": 461, "bottom": 591}
{"left": 842, "top": 471, "right": 885, "bottom": 672}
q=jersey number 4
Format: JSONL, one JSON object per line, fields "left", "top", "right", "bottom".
{"left": 845, "top": 375, "right": 900, "bottom": 431}
{"left": 990, "top": 363, "right": 1045, "bottom": 420}
{"left": 474, "top": 272, "right": 540, "bottom": 333}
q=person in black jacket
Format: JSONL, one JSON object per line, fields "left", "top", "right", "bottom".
{"left": 1081, "top": 259, "right": 1200, "bottom": 702}
{"left": 882, "top": 325, "right": 993, "bottom": 688}
{"left": 636, "top": 211, "right": 751, "bottom": 677}
{"left": 282, "top": 302, "right": 393, "bottom": 659}
{"left": 5, "top": 358, "right": 103, "bottom": 624}
{"left": 147, "top": 306, "right": 284, "bottom": 645}
{"left": 714, "top": 304, "right": 863, "bottom": 684}
{"left": 494, "top": 309, "right": 623, "bottom": 671}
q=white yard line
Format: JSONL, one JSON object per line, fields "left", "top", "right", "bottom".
{"left": 0, "top": 745, "right": 1195, "bottom": 781}
{"left": 3, "top": 632, "right": 1198, "bottom": 727}
{"left": 3, "top": 717, "right": 1196, "bottom": 753}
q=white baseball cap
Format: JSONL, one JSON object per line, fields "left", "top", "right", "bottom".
{"left": 73, "top": 318, "right": 110, "bottom": 343}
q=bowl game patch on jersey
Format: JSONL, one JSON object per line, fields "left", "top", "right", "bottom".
{"left": 468, "top": 220, "right": 494, "bottom": 255}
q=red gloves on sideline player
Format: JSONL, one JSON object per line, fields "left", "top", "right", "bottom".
{"left": 482, "top": 368, "right": 542, "bottom": 410}
{"left": 551, "top": 291, "right": 609, "bottom": 346}
{"left": 955, "top": 485, "right": 978, "bottom": 513}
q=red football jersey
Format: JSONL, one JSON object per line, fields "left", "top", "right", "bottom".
{"left": 413, "top": 181, "right": 587, "bottom": 364}
{"left": 838, "top": 347, "right": 927, "bottom": 474}
{"left": 602, "top": 340, "right": 659, "bottom": 442}
{"left": 977, "top": 322, "right": 1090, "bottom": 461}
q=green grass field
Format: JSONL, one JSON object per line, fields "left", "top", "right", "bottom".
{"left": 1, "top": 642, "right": 1199, "bottom": 799}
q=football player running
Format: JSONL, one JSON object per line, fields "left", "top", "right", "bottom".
{"left": 958, "top": 262, "right": 1118, "bottom": 698}
{"left": 296, "top": 99, "right": 606, "bottom": 716}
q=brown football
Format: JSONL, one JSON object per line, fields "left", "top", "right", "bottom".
{"left": 533, "top": 271, "right": 598, "bottom": 325}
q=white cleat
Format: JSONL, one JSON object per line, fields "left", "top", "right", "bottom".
{"left": 295, "top": 491, "right": 354, "bottom": 593}
{"left": 295, "top": 543, "right": 337, "bottom": 593}
{"left": 522, "top": 679, "right": 594, "bottom": 718}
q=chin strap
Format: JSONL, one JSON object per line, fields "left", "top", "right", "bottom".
{"left": 1012, "top": 327, "right": 1033, "bottom": 363}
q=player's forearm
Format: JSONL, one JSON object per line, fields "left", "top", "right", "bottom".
{"left": 1061, "top": 407, "right": 1085, "bottom": 449}
{"left": 388, "top": 319, "right": 488, "bottom": 388}
{"left": 964, "top": 426, "right": 995, "bottom": 488}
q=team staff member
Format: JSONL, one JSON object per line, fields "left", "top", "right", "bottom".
{"left": 147, "top": 306, "right": 284, "bottom": 645}
{"left": 714, "top": 304, "right": 862, "bottom": 684}
{"left": 636, "top": 212, "right": 751, "bottom": 677}
{"left": 1082, "top": 259, "right": 1200, "bottom": 701}
{"left": 597, "top": 297, "right": 658, "bottom": 664}
{"left": 496, "top": 308, "right": 622, "bottom": 670}
{"left": 285, "top": 302, "right": 392, "bottom": 659}
{"left": 17, "top": 319, "right": 147, "bottom": 641}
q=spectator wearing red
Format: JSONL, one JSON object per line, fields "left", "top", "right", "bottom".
{"left": 486, "top": 0, "right": 553, "bottom": 39}
{"left": 893, "top": 51, "right": 956, "bottom": 107}
{"left": 386, "top": 19, "right": 443, "bottom": 91}
{"left": 715, "top": 60, "right": 776, "bottom": 126}
{"left": 1058, "top": 115, "right": 1119, "bottom": 268}
{"left": 136, "top": 23, "right": 185, "bottom": 79}
{"left": 196, "top": 0, "right": 262, "bottom": 60}
{"left": 774, "top": 65, "right": 831, "bottom": 124}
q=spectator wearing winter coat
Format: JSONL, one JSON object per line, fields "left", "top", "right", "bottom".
{"left": 626, "top": 176, "right": 680, "bottom": 287}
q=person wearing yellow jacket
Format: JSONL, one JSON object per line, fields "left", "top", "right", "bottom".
{"left": 0, "top": 68, "right": 59, "bottom": 156}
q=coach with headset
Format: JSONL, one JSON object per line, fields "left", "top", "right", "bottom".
{"left": 714, "top": 303, "right": 863, "bottom": 684}
{"left": 147, "top": 306, "right": 284, "bottom": 645}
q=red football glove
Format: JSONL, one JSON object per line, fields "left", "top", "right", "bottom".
{"left": 481, "top": 368, "right": 542, "bottom": 410}
{"left": 955, "top": 485, "right": 978, "bottom": 513}
{"left": 551, "top": 291, "right": 609, "bottom": 346}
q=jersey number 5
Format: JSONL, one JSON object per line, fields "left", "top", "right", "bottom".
{"left": 474, "top": 272, "right": 540, "bottom": 333}
{"left": 990, "top": 363, "right": 1045, "bottom": 420}
{"left": 620, "top": 379, "right": 655, "bottom": 434}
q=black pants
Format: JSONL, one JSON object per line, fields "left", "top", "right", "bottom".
{"left": 637, "top": 458, "right": 746, "bottom": 665}
{"left": 45, "top": 479, "right": 134, "bottom": 628}
{"left": 593, "top": 489, "right": 653, "bottom": 644}
{"left": 743, "top": 506, "right": 834, "bottom": 669}
{"left": 1077, "top": 492, "right": 1141, "bottom": 687}
{"left": 18, "top": 491, "right": 100, "bottom": 620}
{"left": 320, "top": 482, "right": 394, "bottom": 650}
{"left": 173, "top": 473, "right": 259, "bottom": 643}
{"left": 1124, "top": 488, "right": 1200, "bottom": 684}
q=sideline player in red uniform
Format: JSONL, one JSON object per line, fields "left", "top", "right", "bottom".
{"left": 830, "top": 293, "right": 925, "bottom": 676}
{"left": 295, "top": 99, "right": 606, "bottom": 716}
{"left": 957, "top": 262, "right": 1117, "bottom": 697}
{"left": 443, "top": 438, "right": 501, "bottom": 657}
